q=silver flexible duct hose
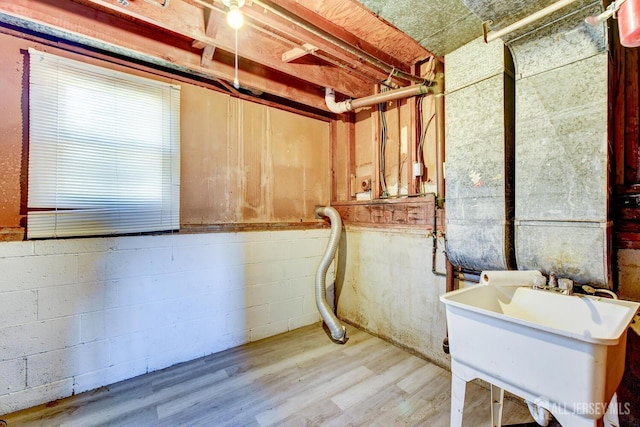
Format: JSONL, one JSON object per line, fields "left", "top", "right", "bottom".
{"left": 315, "top": 206, "right": 347, "bottom": 343}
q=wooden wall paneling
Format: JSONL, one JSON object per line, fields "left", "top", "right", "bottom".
{"left": 270, "top": 108, "right": 330, "bottom": 221}
{"left": 354, "top": 108, "right": 374, "bottom": 198}
{"left": 332, "top": 198, "right": 434, "bottom": 229}
{"left": 0, "top": 33, "right": 26, "bottom": 235}
{"left": 330, "top": 116, "right": 353, "bottom": 202}
{"left": 348, "top": 114, "right": 356, "bottom": 200}
{"left": 238, "top": 100, "right": 269, "bottom": 221}
{"left": 180, "top": 85, "right": 233, "bottom": 224}
{"left": 399, "top": 98, "right": 412, "bottom": 195}
{"left": 384, "top": 100, "right": 400, "bottom": 196}
{"left": 371, "top": 102, "right": 381, "bottom": 200}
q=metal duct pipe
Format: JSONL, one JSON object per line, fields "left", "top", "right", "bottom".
{"left": 325, "top": 85, "right": 432, "bottom": 114}
{"left": 484, "top": 0, "right": 581, "bottom": 42}
{"left": 315, "top": 206, "right": 347, "bottom": 344}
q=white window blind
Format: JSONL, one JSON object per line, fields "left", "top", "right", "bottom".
{"left": 27, "top": 48, "right": 180, "bottom": 239}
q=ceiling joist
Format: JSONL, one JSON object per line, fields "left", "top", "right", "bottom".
{"left": 0, "top": 0, "right": 434, "bottom": 112}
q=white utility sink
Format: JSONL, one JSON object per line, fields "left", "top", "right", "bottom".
{"left": 440, "top": 270, "right": 640, "bottom": 427}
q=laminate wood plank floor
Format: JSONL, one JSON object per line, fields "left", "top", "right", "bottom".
{"left": 1, "top": 323, "right": 539, "bottom": 427}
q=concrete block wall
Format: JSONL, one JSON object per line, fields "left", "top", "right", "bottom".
{"left": 0, "top": 229, "right": 331, "bottom": 414}
{"left": 335, "top": 227, "right": 448, "bottom": 367}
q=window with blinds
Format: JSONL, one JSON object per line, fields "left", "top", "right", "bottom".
{"left": 27, "top": 49, "right": 180, "bottom": 239}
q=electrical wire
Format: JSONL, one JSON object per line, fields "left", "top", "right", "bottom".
{"left": 419, "top": 112, "right": 436, "bottom": 165}
{"left": 379, "top": 99, "right": 388, "bottom": 197}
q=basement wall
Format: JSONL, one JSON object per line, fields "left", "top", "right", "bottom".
{"left": 336, "top": 227, "right": 448, "bottom": 367}
{"left": 0, "top": 229, "right": 331, "bottom": 414}
{"left": 0, "top": 30, "right": 331, "bottom": 238}
{"left": 0, "top": 28, "right": 334, "bottom": 414}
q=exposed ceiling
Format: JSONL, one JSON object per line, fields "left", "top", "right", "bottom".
{"left": 0, "top": 0, "right": 602, "bottom": 113}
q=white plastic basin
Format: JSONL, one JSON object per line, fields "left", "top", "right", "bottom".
{"left": 440, "top": 270, "right": 640, "bottom": 427}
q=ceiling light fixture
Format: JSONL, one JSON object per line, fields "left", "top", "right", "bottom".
{"left": 223, "top": 0, "right": 245, "bottom": 29}
{"left": 222, "top": 0, "right": 245, "bottom": 89}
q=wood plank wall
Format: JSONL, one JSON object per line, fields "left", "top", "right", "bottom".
{"left": 0, "top": 30, "right": 332, "bottom": 240}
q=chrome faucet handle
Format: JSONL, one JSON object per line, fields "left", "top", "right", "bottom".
{"left": 558, "top": 278, "right": 574, "bottom": 295}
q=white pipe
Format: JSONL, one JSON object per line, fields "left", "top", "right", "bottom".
{"left": 325, "top": 85, "right": 432, "bottom": 114}
{"left": 526, "top": 400, "right": 551, "bottom": 426}
{"left": 315, "top": 206, "right": 347, "bottom": 343}
{"left": 485, "top": 0, "right": 581, "bottom": 42}
{"left": 325, "top": 88, "right": 351, "bottom": 114}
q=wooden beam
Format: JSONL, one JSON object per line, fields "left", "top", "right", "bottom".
{"left": 291, "top": 0, "right": 436, "bottom": 64}
{"left": 282, "top": 43, "right": 317, "bottom": 63}
{"left": 240, "top": 3, "right": 394, "bottom": 83}
{"left": 0, "top": 0, "right": 329, "bottom": 110}
{"left": 200, "top": 44, "right": 215, "bottom": 67}
{"left": 69, "top": 0, "right": 372, "bottom": 97}
{"left": 267, "top": 0, "right": 422, "bottom": 72}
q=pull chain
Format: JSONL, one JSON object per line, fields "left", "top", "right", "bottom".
{"left": 233, "top": 27, "right": 240, "bottom": 89}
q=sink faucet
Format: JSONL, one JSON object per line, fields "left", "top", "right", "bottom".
{"left": 532, "top": 274, "right": 573, "bottom": 296}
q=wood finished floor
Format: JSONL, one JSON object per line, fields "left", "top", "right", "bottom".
{"left": 1, "top": 323, "right": 540, "bottom": 427}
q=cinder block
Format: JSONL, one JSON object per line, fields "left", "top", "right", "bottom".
{"left": 26, "top": 341, "right": 108, "bottom": 387}
{"left": 248, "top": 281, "right": 286, "bottom": 306}
{"left": 80, "top": 311, "right": 105, "bottom": 343}
{"left": 37, "top": 282, "right": 106, "bottom": 320}
{"left": 112, "top": 234, "right": 177, "bottom": 250}
{"left": 247, "top": 240, "right": 288, "bottom": 263}
{"left": 250, "top": 320, "right": 288, "bottom": 342}
{"left": 0, "top": 290, "right": 37, "bottom": 328}
{"left": 211, "top": 288, "right": 248, "bottom": 313}
{"left": 104, "top": 302, "right": 165, "bottom": 337}
{"left": 0, "top": 317, "right": 81, "bottom": 361}
{"left": 286, "top": 278, "right": 313, "bottom": 298}
{"left": 245, "top": 304, "right": 269, "bottom": 329}
{"left": 239, "top": 231, "right": 272, "bottom": 243}
{"left": 0, "top": 377, "right": 73, "bottom": 416}
{"left": 284, "top": 258, "right": 314, "bottom": 279}
{"left": 34, "top": 238, "right": 115, "bottom": 256}
{"left": 78, "top": 253, "right": 109, "bottom": 283}
{"left": 108, "top": 329, "right": 169, "bottom": 366}
{"left": 0, "top": 358, "right": 26, "bottom": 393}
{"left": 287, "top": 238, "right": 325, "bottom": 259}
{"left": 225, "top": 310, "right": 249, "bottom": 335}
{"left": 302, "top": 295, "right": 319, "bottom": 316}
{"left": 0, "top": 254, "right": 78, "bottom": 292}
{"left": 73, "top": 357, "right": 148, "bottom": 396}
{"left": 269, "top": 297, "right": 303, "bottom": 323}
{"left": 288, "top": 314, "right": 320, "bottom": 331}
{"left": 0, "top": 241, "right": 34, "bottom": 258}
{"left": 105, "top": 247, "right": 175, "bottom": 280}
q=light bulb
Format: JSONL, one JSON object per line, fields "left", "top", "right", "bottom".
{"left": 227, "top": 6, "right": 244, "bottom": 29}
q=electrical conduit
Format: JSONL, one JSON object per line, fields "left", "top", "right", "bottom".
{"left": 315, "top": 206, "right": 347, "bottom": 343}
